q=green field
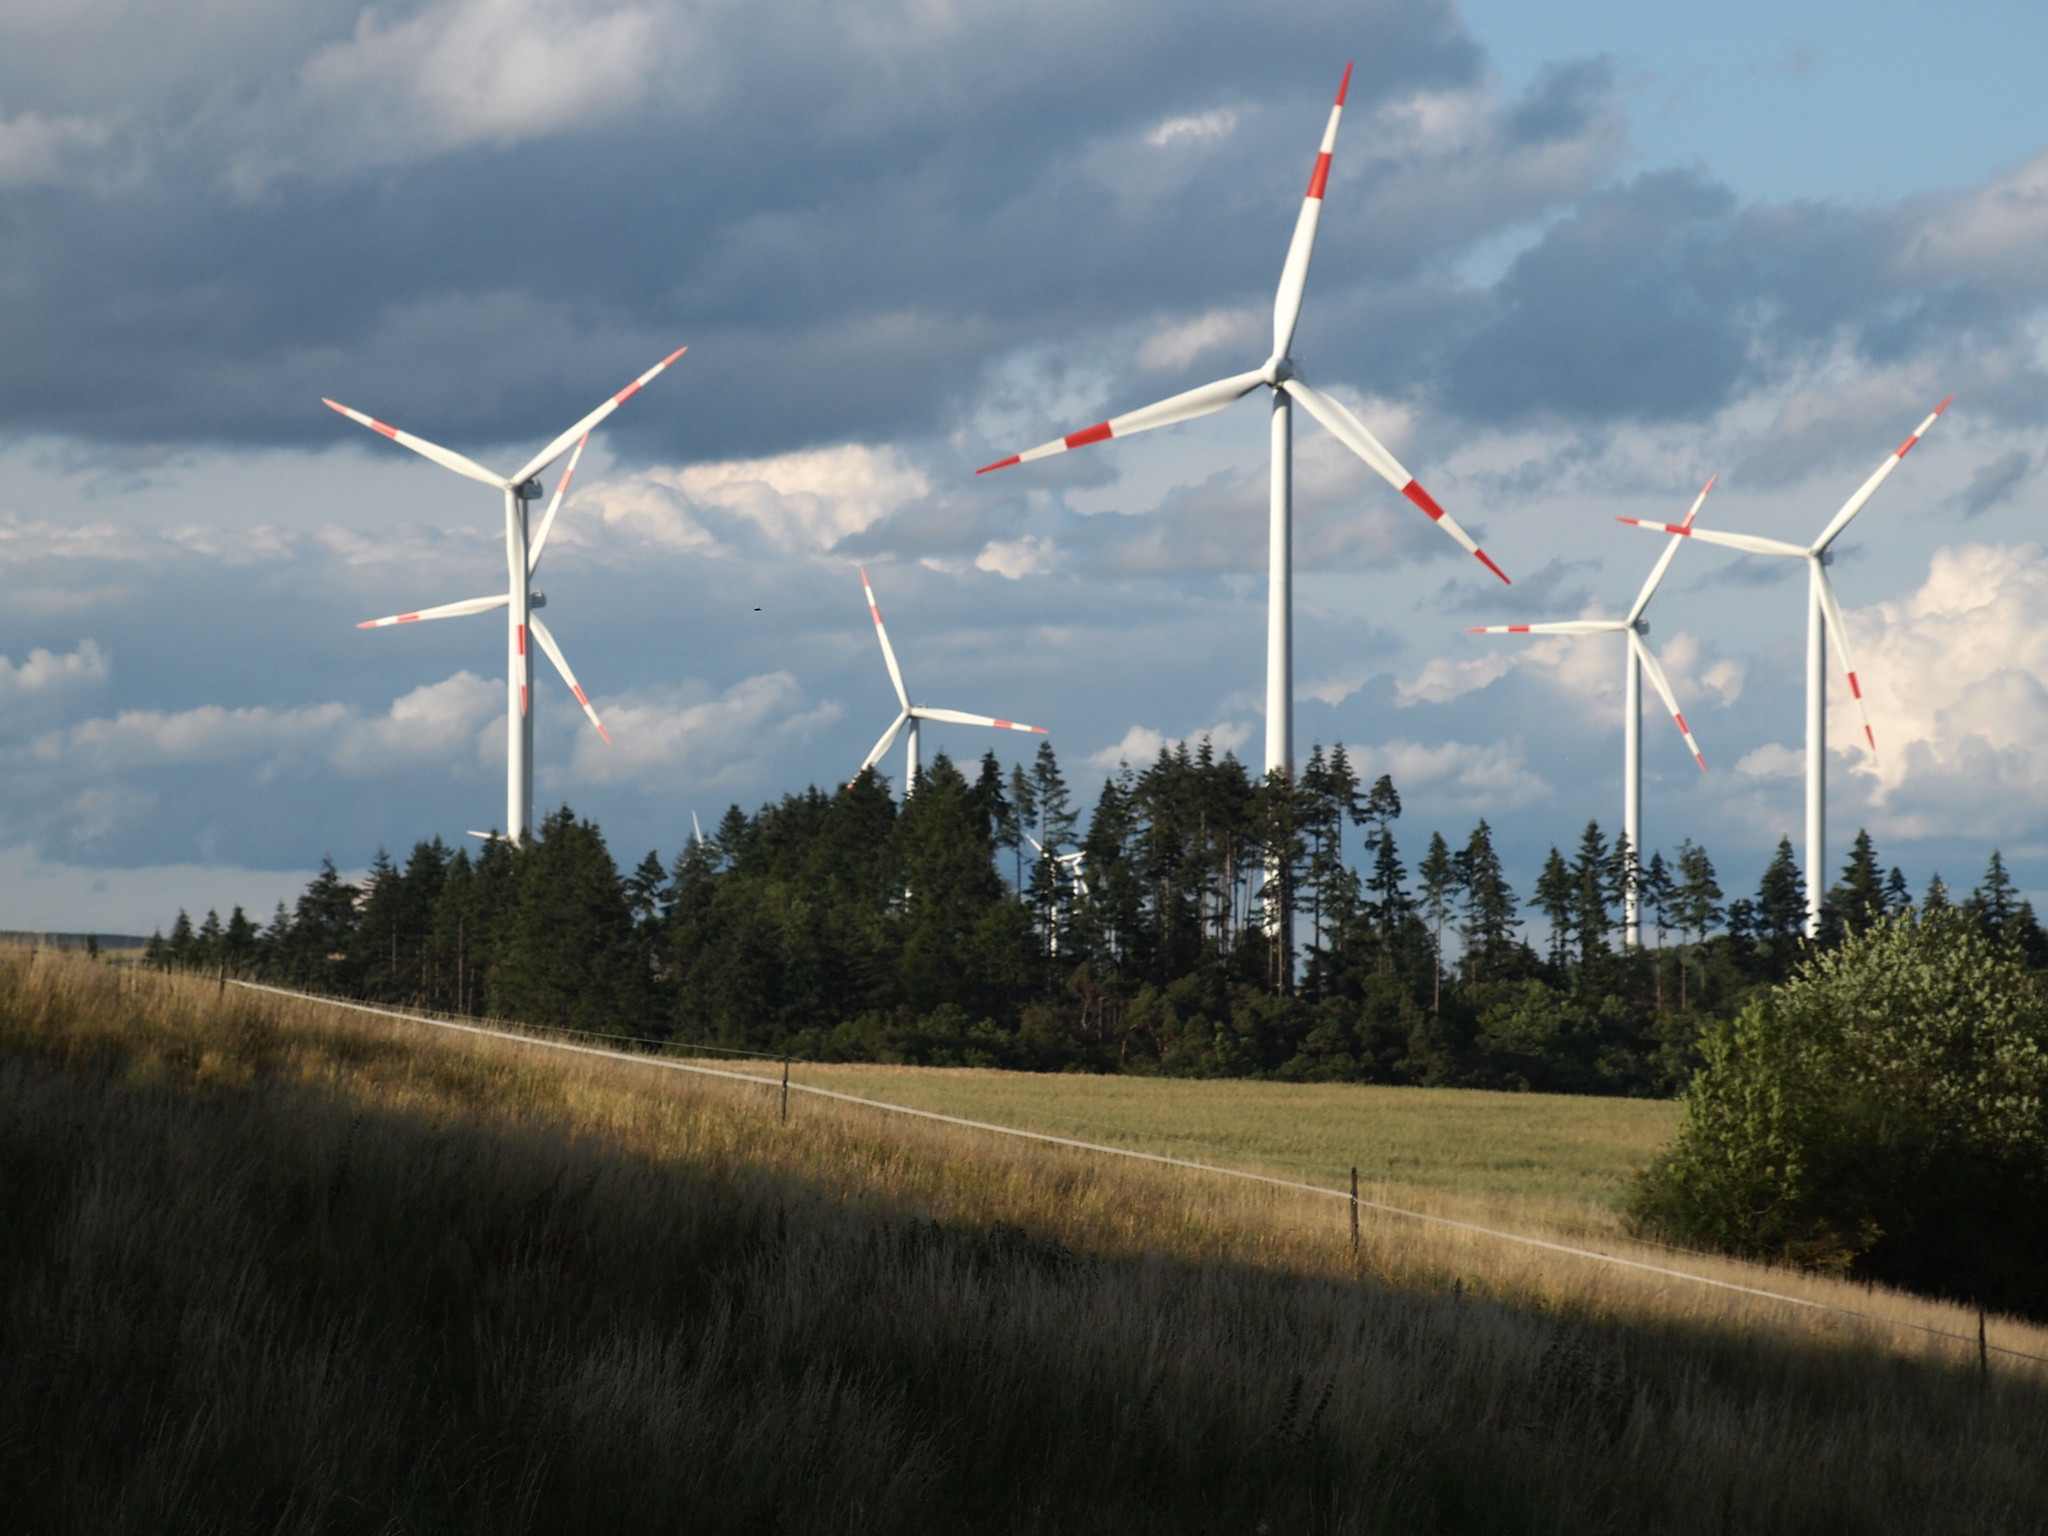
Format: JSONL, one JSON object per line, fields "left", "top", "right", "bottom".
{"left": 701, "top": 1059, "right": 1681, "bottom": 1226}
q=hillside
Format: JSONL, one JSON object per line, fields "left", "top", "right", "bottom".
{"left": 5, "top": 949, "right": 2048, "bottom": 1533}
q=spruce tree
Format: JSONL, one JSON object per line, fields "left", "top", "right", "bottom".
{"left": 1569, "top": 822, "right": 1613, "bottom": 965}
{"left": 1966, "top": 851, "right": 2020, "bottom": 935}
{"left": 488, "top": 807, "right": 647, "bottom": 1038}
{"left": 1456, "top": 820, "right": 1519, "bottom": 982}
{"left": 1819, "top": 829, "right": 1885, "bottom": 943}
{"left": 1418, "top": 831, "right": 1457, "bottom": 1012}
{"left": 1756, "top": 838, "right": 1806, "bottom": 940}
{"left": 1534, "top": 849, "right": 1573, "bottom": 968}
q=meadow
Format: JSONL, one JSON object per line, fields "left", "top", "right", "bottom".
{"left": 690, "top": 1057, "right": 1680, "bottom": 1235}
{"left": 6, "top": 948, "right": 2048, "bottom": 1533}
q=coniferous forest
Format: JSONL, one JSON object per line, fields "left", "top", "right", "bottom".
{"left": 147, "top": 740, "right": 2048, "bottom": 1097}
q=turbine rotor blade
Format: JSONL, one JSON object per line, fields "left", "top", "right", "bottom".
{"left": 860, "top": 567, "right": 912, "bottom": 710}
{"left": 1272, "top": 62, "right": 1352, "bottom": 360}
{"left": 510, "top": 346, "right": 687, "bottom": 487}
{"left": 1467, "top": 621, "right": 1626, "bottom": 635}
{"left": 911, "top": 706, "right": 1049, "bottom": 733}
{"left": 1626, "top": 474, "right": 1716, "bottom": 625}
{"left": 528, "top": 615, "right": 610, "bottom": 743}
{"left": 1615, "top": 519, "right": 1808, "bottom": 560}
{"left": 1812, "top": 564, "right": 1876, "bottom": 753}
{"left": 859, "top": 710, "right": 911, "bottom": 774}
{"left": 528, "top": 432, "right": 590, "bottom": 575}
{"left": 1811, "top": 396, "right": 1952, "bottom": 553}
{"left": 1283, "top": 374, "right": 1510, "bottom": 583}
{"left": 975, "top": 368, "right": 1266, "bottom": 474}
{"left": 357, "top": 593, "right": 510, "bottom": 628}
{"left": 322, "top": 400, "right": 507, "bottom": 488}
{"left": 1629, "top": 629, "right": 1708, "bottom": 772}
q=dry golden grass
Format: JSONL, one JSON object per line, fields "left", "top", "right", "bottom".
{"left": 6, "top": 948, "right": 2048, "bottom": 1532}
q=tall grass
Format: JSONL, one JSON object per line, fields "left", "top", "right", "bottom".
{"left": 5, "top": 948, "right": 2048, "bottom": 1533}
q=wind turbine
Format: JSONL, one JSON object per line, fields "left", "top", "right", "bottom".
{"left": 326, "top": 347, "right": 687, "bottom": 842}
{"left": 976, "top": 63, "right": 1508, "bottom": 790}
{"left": 1468, "top": 478, "right": 1716, "bottom": 949}
{"left": 856, "top": 567, "right": 1047, "bottom": 795}
{"left": 1619, "top": 398, "right": 1950, "bottom": 936}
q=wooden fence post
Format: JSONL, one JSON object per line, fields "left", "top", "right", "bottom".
{"left": 1349, "top": 1166, "right": 1359, "bottom": 1253}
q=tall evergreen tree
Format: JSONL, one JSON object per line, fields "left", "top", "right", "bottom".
{"left": 1534, "top": 848, "right": 1572, "bottom": 968}
{"left": 489, "top": 807, "right": 647, "bottom": 1038}
{"left": 1755, "top": 838, "right": 1806, "bottom": 940}
{"left": 1417, "top": 831, "right": 1457, "bottom": 1012}
{"left": 1456, "top": 820, "right": 1519, "bottom": 982}
{"left": 1819, "top": 828, "right": 1885, "bottom": 942}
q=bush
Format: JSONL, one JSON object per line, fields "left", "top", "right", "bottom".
{"left": 1631, "top": 909, "right": 2048, "bottom": 1315}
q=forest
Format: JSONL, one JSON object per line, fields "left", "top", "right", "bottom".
{"left": 146, "top": 739, "right": 2048, "bottom": 1097}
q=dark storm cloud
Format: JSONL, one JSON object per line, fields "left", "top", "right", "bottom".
{"left": 0, "top": 0, "right": 1486, "bottom": 459}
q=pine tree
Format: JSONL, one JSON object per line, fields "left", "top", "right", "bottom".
{"left": 1756, "top": 838, "right": 1806, "bottom": 940}
{"left": 1882, "top": 865, "right": 1912, "bottom": 914}
{"left": 1966, "top": 851, "right": 2020, "bottom": 936}
{"left": 1819, "top": 828, "right": 1885, "bottom": 943}
{"left": 1534, "top": 849, "right": 1573, "bottom": 968}
{"left": 1569, "top": 822, "right": 1613, "bottom": 965}
{"left": 1007, "top": 763, "right": 1037, "bottom": 890}
{"left": 1359, "top": 775, "right": 1408, "bottom": 975}
{"left": 1456, "top": 820, "right": 1519, "bottom": 982}
{"left": 1922, "top": 873, "right": 1951, "bottom": 914}
{"left": 1672, "top": 839, "right": 1722, "bottom": 1011}
{"left": 1641, "top": 850, "right": 1675, "bottom": 1011}
{"left": 489, "top": 807, "right": 648, "bottom": 1038}
{"left": 1417, "top": 831, "right": 1457, "bottom": 1012}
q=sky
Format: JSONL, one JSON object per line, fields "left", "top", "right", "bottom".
{"left": 3, "top": 0, "right": 2047, "bottom": 933}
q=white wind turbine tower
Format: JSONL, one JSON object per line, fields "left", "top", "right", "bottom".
{"left": 326, "top": 348, "right": 687, "bottom": 843}
{"left": 1619, "top": 398, "right": 1950, "bottom": 936}
{"left": 855, "top": 567, "right": 1047, "bottom": 795}
{"left": 977, "top": 63, "right": 1509, "bottom": 790}
{"left": 1468, "top": 478, "right": 1717, "bottom": 949}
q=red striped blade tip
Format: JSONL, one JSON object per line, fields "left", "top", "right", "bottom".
{"left": 1475, "top": 549, "right": 1511, "bottom": 585}
{"left": 1934, "top": 394, "right": 1954, "bottom": 415}
{"left": 1307, "top": 151, "right": 1332, "bottom": 200}
{"left": 975, "top": 454, "right": 1021, "bottom": 475}
{"left": 1335, "top": 61, "right": 1353, "bottom": 106}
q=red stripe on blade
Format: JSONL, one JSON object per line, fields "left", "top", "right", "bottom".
{"left": 520, "top": 686, "right": 528, "bottom": 716}
{"left": 1508, "top": 625, "right": 1530, "bottom": 633}
{"left": 1675, "top": 713, "right": 1690, "bottom": 734}
{"left": 573, "top": 687, "right": 590, "bottom": 707}
{"left": 1401, "top": 480, "right": 1446, "bottom": 521}
{"left": 1475, "top": 549, "right": 1512, "bottom": 585}
{"left": 1335, "top": 61, "right": 1353, "bottom": 107}
{"left": 993, "top": 719, "right": 1013, "bottom": 730}
{"left": 1307, "top": 151, "right": 1332, "bottom": 200}
{"left": 1865, "top": 725, "right": 1876, "bottom": 748}
{"left": 1895, "top": 432, "right": 1921, "bottom": 458}
{"left": 397, "top": 614, "right": 420, "bottom": 623}
{"left": 1847, "top": 673, "right": 1863, "bottom": 698}
{"left": 517, "top": 625, "right": 526, "bottom": 656}
{"left": 1065, "top": 422, "right": 1113, "bottom": 450}
{"left": 614, "top": 381, "right": 642, "bottom": 405}
{"left": 975, "top": 455, "right": 1021, "bottom": 474}
{"left": 373, "top": 420, "right": 397, "bottom": 439}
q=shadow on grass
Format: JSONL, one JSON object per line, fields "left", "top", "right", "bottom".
{"left": 4, "top": 967, "right": 2048, "bottom": 1532}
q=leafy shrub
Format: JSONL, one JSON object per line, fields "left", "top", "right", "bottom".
{"left": 1632, "top": 909, "right": 2048, "bottom": 1315}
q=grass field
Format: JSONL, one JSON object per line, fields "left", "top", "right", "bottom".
{"left": 8, "top": 951, "right": 2048, "bottom": 1532}
{"left": 695, "top": 1058, "right": 1680, "bottom": 1234}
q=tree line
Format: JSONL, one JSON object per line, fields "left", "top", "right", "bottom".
{"left": 147, "top": 739, "right": 2048, "bottom": 1096}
